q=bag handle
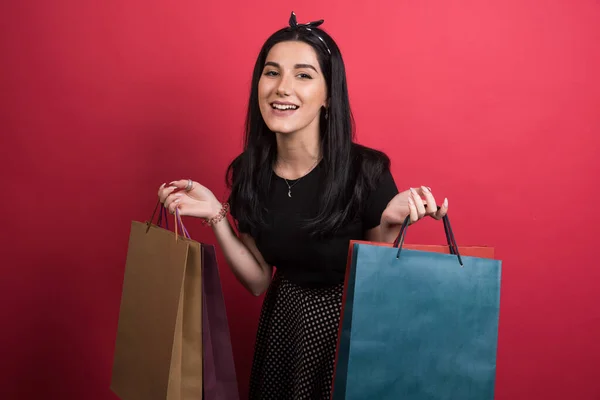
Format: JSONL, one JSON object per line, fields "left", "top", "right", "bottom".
{"left": 147, "top": 199, "right": 163, "bottom": 231}
{"left": 174, "top": 208, "right": 191, "bottom": 240}
{"left": 155, "top": 203, "right": 169, "bottom": 230}
{"left": 392, "top": 209, "right": 463, "bottom": 267}
{"left": 146, "top": 199, "right": 191, "bottom": 241}
{"left": 392, "top": 207, "right": 454, "bottom": 251}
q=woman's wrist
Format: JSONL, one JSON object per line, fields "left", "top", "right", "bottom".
{"left": 208, "top": 198, "right": 223, "bottom": 218}
{"left": 203, "top": 200, "right": 229, "bottom": 227}
{"left": 379, "top": 213, "right": 402, "bottom": 243}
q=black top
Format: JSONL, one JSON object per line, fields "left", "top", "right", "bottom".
{"left": 231, "top": 156, "right": 399, "bottom": 287}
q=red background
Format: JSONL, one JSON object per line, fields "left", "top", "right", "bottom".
{"left": 2, "top": 1, "right": 599, "bottom": 399}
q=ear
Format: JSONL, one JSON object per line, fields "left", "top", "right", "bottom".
{"left": 323, "top": 97, "right": 330, "bottom": 109}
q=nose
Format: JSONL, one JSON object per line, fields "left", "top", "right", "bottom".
{"left": 276, "top": 73, "right": 293, "bottom": 96}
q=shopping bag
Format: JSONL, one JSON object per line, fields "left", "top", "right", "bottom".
{"left": 331, "top": 215, "right": 502, "bottom": 400}
{"left": 202, "top": 244, "right": 240, "bottom": 400}
{"left": 110, "top": 203, "right": 203, "bottom": 400}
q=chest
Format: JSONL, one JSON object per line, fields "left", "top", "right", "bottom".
{"left": 253, "top": 174, "right": 365, "bottom": 268}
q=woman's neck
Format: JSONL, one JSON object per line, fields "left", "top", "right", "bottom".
{"left": 274, "top": 129, "right": 321, "bottom": 179}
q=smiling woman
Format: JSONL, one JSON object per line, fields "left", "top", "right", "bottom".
{"left": 258, "top": 46, "right": 328, "bottom": 138}
{"left": 158, "top": 11, "right": 447, "bottom": 399}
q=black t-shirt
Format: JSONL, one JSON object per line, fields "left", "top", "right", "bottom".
{"left": 232, "top": 158, "right": 399, "bottom": 288}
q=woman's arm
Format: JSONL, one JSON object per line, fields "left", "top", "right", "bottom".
{"left": 211, "top": 217, "right": 273, "bottom": 296}
{"left": 160, "top": 180, "right": 273, "bottom": 296}
{"left": 364, "top": 225, "right": 395, "bottom": 243}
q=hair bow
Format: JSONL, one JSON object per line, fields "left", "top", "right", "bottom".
{"left": 287, "top": 11, "right": 331, "bottom": 55}
{"left": 288, "top": 11, "right": 324, "bottom": 30}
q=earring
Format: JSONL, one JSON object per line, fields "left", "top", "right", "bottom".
{"left": 325, "top": 108, "right": 329, "bottom": 120}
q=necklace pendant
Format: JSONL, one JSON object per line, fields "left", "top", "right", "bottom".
{"left": 288, "top": 190, "right": 292, "bottom": 198}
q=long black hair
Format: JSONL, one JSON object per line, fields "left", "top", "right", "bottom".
{"left": 226, "top": 15, "right": 390, "bottom": 238}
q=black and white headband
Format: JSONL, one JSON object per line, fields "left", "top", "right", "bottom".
{"left": 287, "top": 11, "right": 331, "bottom": 55}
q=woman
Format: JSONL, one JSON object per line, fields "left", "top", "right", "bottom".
{"left": 158, "top": 11, "right": 448, "bottom": 399}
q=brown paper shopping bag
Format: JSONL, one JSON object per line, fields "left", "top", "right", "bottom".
{"left": 110, "top": 204, "right": 203, "bottom": 400}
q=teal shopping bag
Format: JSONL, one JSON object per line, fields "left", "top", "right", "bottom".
{"left": 331, "top": 215, "right": 502, "bottom": 400}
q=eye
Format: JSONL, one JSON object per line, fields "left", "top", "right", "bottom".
{"left": 298, "top": 73, "right": 313, "bottom": 79}
{"left": 263, "top": 70, "right": 279, "bottom": 77}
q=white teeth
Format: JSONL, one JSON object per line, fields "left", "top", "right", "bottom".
{"left": 272, "top": 104, "right": 298, "bottom": 110}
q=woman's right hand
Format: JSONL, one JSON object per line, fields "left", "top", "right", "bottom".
{"left": 158, "top": 180, "right": 222, "bottom": 219}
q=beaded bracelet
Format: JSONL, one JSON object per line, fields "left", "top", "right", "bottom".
{"left": 202, "top": 202, "right": 230, "bottom": 227}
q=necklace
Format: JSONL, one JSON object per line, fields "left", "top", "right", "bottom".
{"left": 280, "top": 158, "right": 319, "bottom": 198}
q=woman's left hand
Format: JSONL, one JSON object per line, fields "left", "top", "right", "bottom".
{"left": 380, "top": 186, "right": 448, "bottom": 231}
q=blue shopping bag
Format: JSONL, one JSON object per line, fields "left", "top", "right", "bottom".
{"left": 331, "top": 215, "right": 502, "bottom": 400}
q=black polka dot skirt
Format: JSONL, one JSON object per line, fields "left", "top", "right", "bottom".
{"left": 248, "top": 271, "right": 344, "bottom": 400}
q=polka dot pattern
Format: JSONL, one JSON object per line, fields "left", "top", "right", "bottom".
{"left": 248, "top": 271, "right": 344, "bottom": 399}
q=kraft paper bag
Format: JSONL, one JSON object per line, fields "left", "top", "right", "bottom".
{"left": 331, "top": 215, "right": 502, "bottom": 400}
{"left": 111, "top": 206, "right": 203, "bottom": 400}
{"left": 202, "top": 244, "right": 240, "bottom": 400}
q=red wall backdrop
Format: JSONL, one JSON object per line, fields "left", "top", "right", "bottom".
{"left": 1, "top": 1, "right": 599, "bottom": 399}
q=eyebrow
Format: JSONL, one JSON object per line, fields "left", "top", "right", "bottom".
{"left": 264, "top": 61, "right": 319, "bottom": 73}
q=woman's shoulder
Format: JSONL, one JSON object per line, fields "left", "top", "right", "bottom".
{"left": 350, "top": 142, "right": 392, "bottom": 178}
{"left": 346, "top": 143, "right": 398, "bottom": 229}
{"left": 351, "top": 141, "right": 390, "bottom": 160}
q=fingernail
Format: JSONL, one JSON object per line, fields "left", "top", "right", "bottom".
{"left": 443, "top": 198, "right": 448, "bottom": 207}
{"left": 410, "top": 188, "right": 417, "bottom": 195}
{"left": 421, "top": 186, "right": 430, "bottom": 193}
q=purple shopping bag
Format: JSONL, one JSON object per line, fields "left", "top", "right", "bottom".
{"left": 202, "top": 244, "right": 240, "bottom": 400}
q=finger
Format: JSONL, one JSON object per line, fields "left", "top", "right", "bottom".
{"left": 410, "top": 188, "right": 426, "bottom": 219}
{"left": 169, "top": 179, "right": 195, "bottom": 191}
{"left": 159, "top": 185, "right": 178, "bottom": 203}
{"left": 157, "top": 182, "right": 166, "bottom": 197}
{"left": 164, "top": 192, "right": 182, "bottom": 210}
{"left": 161, "top": 187, "right": 179, "bottom": 204}
{"left": 408, "top": 196, "right": 419, "bottom": 224}
{"left": 157, "top": 182, "right": 168, "bottom": 202}
{"left": 421, "top": 186, "right": 438, "bottom": 216}
{"left": 174, "top": 202, "right": 195, "bottom": 217}
{"left": 167, "top": 197, "right": 181, "bottom": 214}
{"left": 435, "top": 198, "right": 449, "bottom": 219}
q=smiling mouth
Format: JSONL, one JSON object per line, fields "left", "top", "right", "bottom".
{"left": 271, "top": 103, "right": 299, "bottom": 111}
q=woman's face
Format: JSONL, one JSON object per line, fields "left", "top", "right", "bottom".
{"left": 258, "top": 40, "right": 328, "bottom": 135}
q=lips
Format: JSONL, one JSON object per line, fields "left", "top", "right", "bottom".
{"left": 271, "top": 102, "right": 299, "bottom": 111}
{"left": 269, "top": 101, "right": 299, "bottom": 117}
